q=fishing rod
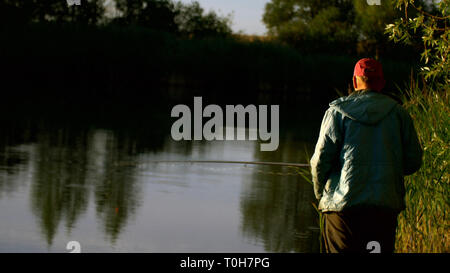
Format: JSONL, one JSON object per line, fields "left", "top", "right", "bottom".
{"left": 143, "top": 160, "right": 310, "bottom": 168}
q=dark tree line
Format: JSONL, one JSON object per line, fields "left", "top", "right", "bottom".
{"left": 262, "top": 0, "right": 437, "bottom": 57}
{"left": 0, "top": 0, "right": 421, "bottom": 103}
{"left": 0, "top": 0, "right": 105, "bottom": 26}
{"left": 0, "top": 0, "right": 232, "bottom": 38}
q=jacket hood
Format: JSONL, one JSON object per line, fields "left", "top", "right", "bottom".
{"left": 329, "top": 90, "right": 397, "bottom": 125}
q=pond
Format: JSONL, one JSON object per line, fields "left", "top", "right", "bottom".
{"left": 0, "top": 102, "right": 323, "bottom": 252}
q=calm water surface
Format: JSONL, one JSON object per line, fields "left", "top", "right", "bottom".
{"left": 0, "top": 105, "right": 321, "bottom": 252}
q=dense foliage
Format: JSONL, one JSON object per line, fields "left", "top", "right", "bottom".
{"left": 385, "top": 0, "right": 449, "bottom": 87}
{"left": 0, "top": 0, "right": 233, "bottom": 38}
{"left": 262, "top": 0, "right": 431, "bottom": 57}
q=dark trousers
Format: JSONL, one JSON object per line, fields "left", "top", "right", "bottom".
{"left": 322, "top": 208, "right": 400, "bottom": 253}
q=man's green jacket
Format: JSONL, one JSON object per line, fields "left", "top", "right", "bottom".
{"left": 311, "top": 90, "right": 422, "bottom": 212}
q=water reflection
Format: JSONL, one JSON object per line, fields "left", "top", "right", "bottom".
{"left": 0, "top": 148, "right": 30, "bottom": 196}
{"left": 0, "top": 111, "right": 321, "bottom": 252}
{"left": 0, "top": 123, "right": 37, "bottom": 196}
{"left": 92, "top": 131, "right": 141, "bottom": 243}
{"left": 241, "top": 138, "right": 320, "bottom": 253}
{"left": 28, "top": 129, "right": 140, "bottom": 245}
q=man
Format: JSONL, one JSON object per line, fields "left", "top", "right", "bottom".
{"left": 310, "top": 58, "right": 422, "bottom": 253}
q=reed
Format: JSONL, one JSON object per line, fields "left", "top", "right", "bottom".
{"left": 294, "top": 152, "right": 325, "bottom": 253}
{"left": 395, "top": 83, "right": 449, "bottom": 253}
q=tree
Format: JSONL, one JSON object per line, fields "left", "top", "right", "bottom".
{"left": 353, "top": 0, "right": 398, "bottom": 57}
{"left": 174, "top": 1, "right": 232, "bottom": 38}
{"left": 113, "top": 0, "right": 232, "bottom": 38}
{"left": 114, "top": 0, "right": 179, "bottom": 33}
{"left": 0, "top": 0, "right": 105, "bottom": 27}
{"left": 385, "top": 0, "right": 449, "bottom": 86}
{"left": 263, "top": 0, "right": 357, "bottom": 53}
{"left": 353, "top": 0, "right": 429, "bottom": 59}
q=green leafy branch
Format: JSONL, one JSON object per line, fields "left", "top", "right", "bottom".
{"left": 385, "top": 0, "right": 449, "bottom": 87}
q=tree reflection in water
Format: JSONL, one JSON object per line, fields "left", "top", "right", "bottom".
{"left": 29, "top": 128, "right": 142, "bottom": 245}
{"left": 0, "top": 107, "right": 321, "bottom": 252}
{"left": 240, "top": 138, "right": 320, "bottom": 253}
{"left": 0, "top": 108, "right": 170, "bottom": 248}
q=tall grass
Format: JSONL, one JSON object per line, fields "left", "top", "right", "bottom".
{"left": 295, "top": 157, "right": 325, "bottom": 253}
{"left": 395, "top": 84, "right": 449, "bottom": 253}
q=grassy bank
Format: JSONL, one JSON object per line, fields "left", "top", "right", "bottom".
{"left": 395, "top": 85, "right": 449, "bottom": 253}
